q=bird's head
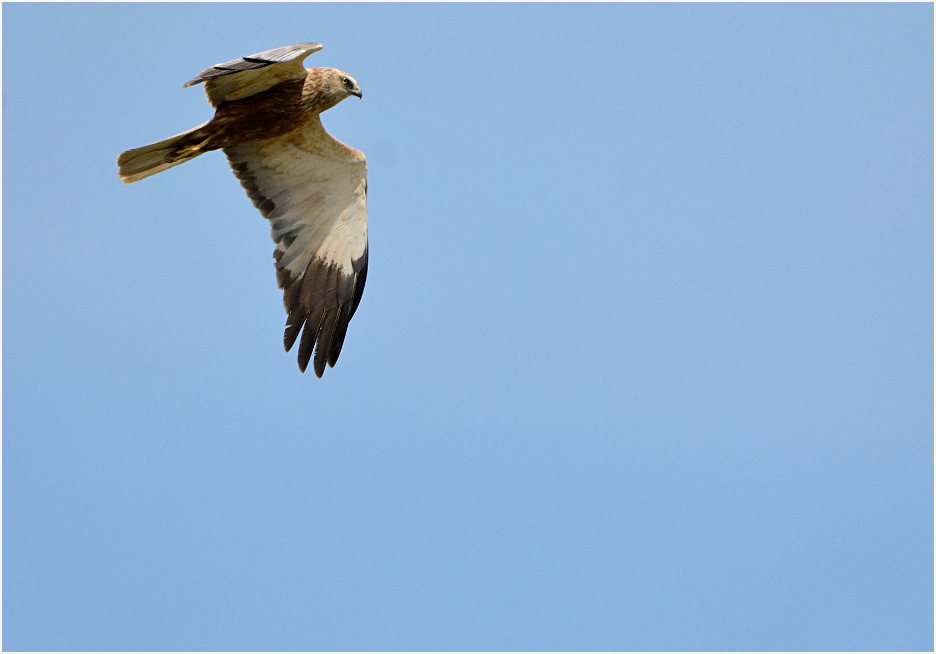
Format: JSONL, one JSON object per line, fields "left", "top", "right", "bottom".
{"left": 333, "top": 69, "right": 362, "bottom": 99}
{"left": 325, "top": 68, "right": 362, "bottom": 99}
{"left": 306, "top": 67, "right": 363, "bottom": 113}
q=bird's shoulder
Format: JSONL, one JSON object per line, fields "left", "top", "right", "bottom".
{"left": 275, "top": 119, "right": 367, "bottom": 171}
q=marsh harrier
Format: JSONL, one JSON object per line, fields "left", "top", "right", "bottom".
{"left": 118, "top": 43, "right": 367, "bottom": 377}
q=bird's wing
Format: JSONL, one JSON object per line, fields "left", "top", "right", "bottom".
{"left": 223, "top": 122, "right": 368, "bottom": 377}
{"left": 184, "top": 42, "right": 322, "bottom": 107}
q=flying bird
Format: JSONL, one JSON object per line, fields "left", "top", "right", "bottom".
{"left": 117, "top": 43, "right": 367, "bottom": 377}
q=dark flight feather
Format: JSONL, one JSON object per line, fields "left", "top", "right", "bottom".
{"left": 183, "top": 42, "right": 322, "bottom": 87}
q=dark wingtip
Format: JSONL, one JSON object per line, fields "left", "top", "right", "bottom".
{"left": 277, "top": 255, "right": 366, "bottom": 379}
{"left": 283, "top": 320, "right": 302, "bottom": 353}
{"left": 297, "top": 352, "right": 310, "bottom": 374}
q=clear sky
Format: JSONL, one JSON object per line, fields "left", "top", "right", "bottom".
{"left": 2, "top": 2, "right": 932, "bottom": 651}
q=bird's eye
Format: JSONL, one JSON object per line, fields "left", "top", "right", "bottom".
{"left": 341, "top": 76, "right": 352, "bottom": 87}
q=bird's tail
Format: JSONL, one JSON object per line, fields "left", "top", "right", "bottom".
{"left": 117, "top": 121, "right": 214, "bottom": 184}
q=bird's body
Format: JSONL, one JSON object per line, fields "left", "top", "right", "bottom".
{"left": 118, "top": 43, "right": 368, "bottom": 377}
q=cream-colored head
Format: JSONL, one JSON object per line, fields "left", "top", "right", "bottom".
{"left": 304, "top": 67, "right": 362, "bottom": 113}
{"left": 329, "top": 68, "right": 362, "bottom": 99}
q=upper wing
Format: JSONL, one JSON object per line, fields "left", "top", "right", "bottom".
{"left": 223, "top": 120, "right": 368, "bottom": 377}
{"left": 184, "top": 42, "right": 322, "bottom": 107}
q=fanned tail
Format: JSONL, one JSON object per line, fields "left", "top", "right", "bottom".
{"left": 117, "top": 122, "right": 213, "bottom": 184}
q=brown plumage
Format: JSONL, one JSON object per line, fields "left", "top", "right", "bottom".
{"left": 117, "top": 43, "right": 368, "bottom": 377}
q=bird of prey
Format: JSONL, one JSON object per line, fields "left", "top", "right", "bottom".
{"left": 117, "top": 43, "right": 367, "bottom": 377}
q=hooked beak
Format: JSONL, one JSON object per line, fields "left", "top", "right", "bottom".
{"left": 350, "top": 87, "right": 363, "bottom": 99}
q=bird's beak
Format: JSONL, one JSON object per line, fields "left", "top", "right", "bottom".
{"left": 351, "top": 87, "right": 363, "bottom": 98}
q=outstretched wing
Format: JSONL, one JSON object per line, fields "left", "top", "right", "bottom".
{"left": 224, "top": 120, "right": 368, "bottom": 377}
{"left": 184, "top": 42, "right": 322, "bottom": 107}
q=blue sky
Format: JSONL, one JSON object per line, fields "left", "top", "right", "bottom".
{"left": 2, "top": 2, "right": 932, "bottom": 651}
